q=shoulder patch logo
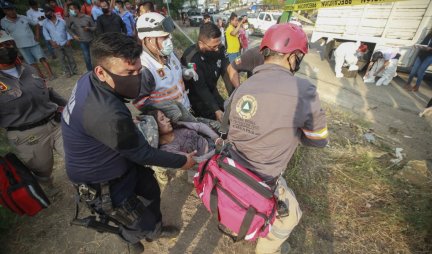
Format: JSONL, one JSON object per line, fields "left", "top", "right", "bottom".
{"left": 234, "top": 56, "right": 241, "bottom": 65}
{"left": 236, "top": 94, "right": 258, "bottom": 120}
{"left": 157, "top": 68, "right": 166, "bottom": 79}
{"left": 0, "top": 82, "right": 8, "bottom": 92}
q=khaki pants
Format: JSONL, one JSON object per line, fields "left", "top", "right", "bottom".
{"left": 6, "top": 119, "right": 64, "bottom": 182}
{"left": 256, "top": 178, "right": 302, "bottom": 254}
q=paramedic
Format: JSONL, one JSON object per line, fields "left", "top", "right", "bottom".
{"left": 334, "top": 41, "right": 368, "bottom": 78}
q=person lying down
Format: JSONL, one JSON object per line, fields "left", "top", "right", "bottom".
{"left": 146, "top": 109, "right": 219, "bottom": 163}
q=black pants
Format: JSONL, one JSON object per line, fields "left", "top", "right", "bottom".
{"left": 94, "top": 166, "right": 162, "bottom": 243}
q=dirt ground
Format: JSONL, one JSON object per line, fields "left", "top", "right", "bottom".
{"left": 1, "top": 30, "right": 432, "bottom": 254}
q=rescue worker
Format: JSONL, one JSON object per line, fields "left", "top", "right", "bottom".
{"left": 227, "top": 46, "right": 264, "bottom": 88}
{"left": 333, "top": 41, "right": 368, "bottom": 78}
{"left": 0, "top": 30, "right": 66, "bottom": 196}
{"left": 364, "top": 48, "right": 400, "bottom": 86}
{"left": 61, "top": 33, "right": 196, "bottom": 253}
{"left": 227, "top": 23, "right": 329, "bottom": 254}
{"left": 134, "top": 12, "right": 197, "bottom": 122}
{"left": 181, "top": 23, "right": 231, "bottom": 121}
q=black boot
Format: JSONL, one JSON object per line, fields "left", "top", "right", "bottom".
{"left": 159, "top": 225, "right": 180, "bottom": 239}
{"left": 128, "top": 241, "right": 144, "bottom": 254}
{"left": 145, "top": 225, "right": 180, "bottom": 242}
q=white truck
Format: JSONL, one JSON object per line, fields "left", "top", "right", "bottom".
{"left": 248, "top": 11, "right": 282, "bottom": 35}
{"left": 310, "top": 0, "right": 432, "bottom": 72}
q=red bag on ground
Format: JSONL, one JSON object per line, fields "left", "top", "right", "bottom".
{"left": 194, "top": 153, "right": 277, "bottom": 241}
{"left": 0, "top": 153, "right": 50, "bottom": 216}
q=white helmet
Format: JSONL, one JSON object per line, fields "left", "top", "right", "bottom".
{"left": 137, "top": 12, "right": 175, "bottom": 40}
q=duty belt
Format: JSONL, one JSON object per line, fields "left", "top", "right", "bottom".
{"left": 7, "top": 112, "right": 56, "bottom": 132}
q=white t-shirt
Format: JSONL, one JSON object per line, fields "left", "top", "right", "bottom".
{"left": 26, "top": 8, "right": 46, "bottom": 26}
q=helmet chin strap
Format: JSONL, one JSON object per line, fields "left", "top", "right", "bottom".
{"left": 148, "top": 37, "right": 165, "bottom": 63}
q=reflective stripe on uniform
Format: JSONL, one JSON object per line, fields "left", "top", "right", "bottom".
{"left": 301, "top": 126, "right": 328, "bottom": 140}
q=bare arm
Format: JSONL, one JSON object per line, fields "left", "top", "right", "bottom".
{"left": 227, "top": 64, "right": 240, "bottom": 88}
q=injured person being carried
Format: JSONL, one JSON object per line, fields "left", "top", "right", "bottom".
{"left": 136, "top": 109, "right": 219, "bottom": 163}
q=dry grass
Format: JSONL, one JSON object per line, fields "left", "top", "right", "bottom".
{"left": 285, "top": 107, "right": 432, "bottom": 254}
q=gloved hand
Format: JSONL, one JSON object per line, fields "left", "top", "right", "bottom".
{"left": 182, "top": 68, "right": 199, "bottom": 81}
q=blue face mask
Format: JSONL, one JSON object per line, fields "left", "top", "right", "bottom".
{"left": 114, "top": 6, "right": 120, "bottom": 11}
{"left": 160, "top": 38, "right": 174, "bottom": 56}
{"left": 69, "top": 9, "right": 77, "bottom": 16}
{"left": 86, "top": 0, "right": 92, "bottom": 4}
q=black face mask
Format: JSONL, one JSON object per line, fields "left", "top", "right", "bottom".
{"left": 45, "top": 13, "right": 53, "bottom": 19}
{"left": 203, "top": 50, "right": 220, "bottom": 59}
{"left": 103, "top": 67, "right": 141, "bottom": 99}
{"left": 288, "top": 54, "right": 303, "bottom": 74}
{"left": 0, "top": 47, "right": 18, "bottom": 65}
{"left": 102, "top": 8, "right": 110, "bottom": 14}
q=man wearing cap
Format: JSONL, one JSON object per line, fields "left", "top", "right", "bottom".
{"left": 1, "top": 1, "right": 55, "bottom": 80}
{"left": 134, "top": 12, "right": 198, "bottom": 122}
{"left": 0, "top": 30, "right": 66, "bottom": 196}
{"left": 62, "top": 33, "right": 196, "bottom": 253}
{"left": 227, "top": 23, "right": 328, "bottom": 254}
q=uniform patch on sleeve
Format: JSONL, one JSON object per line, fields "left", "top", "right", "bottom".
{"left": 236, "top": 94, "right": 258, "bottom": 120}
{"left": 157, "top": 68, "right": 166, "bottom": 79}
{"left": 0, "top": 82, "right": 8, "bottom": 92}
{"left": 234, "top": 56, "right": 242, "bottom": 65}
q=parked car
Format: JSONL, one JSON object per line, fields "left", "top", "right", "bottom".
{"left": 187, "top": 8, "right": 200, "bottom": 16}
{"left": 189, "top": 15, "right": 203, "bottom": 26}
{"left": 248, "top": 11, "right": 281, "bottom": 36}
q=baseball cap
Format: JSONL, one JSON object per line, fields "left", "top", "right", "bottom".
{"left": 0, "top": 30, "right": 14, "bottom": 43}
{"left": 2, "top": 1, "right": 16, "bottom": 9}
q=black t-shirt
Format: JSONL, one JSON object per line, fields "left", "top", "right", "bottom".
{"left": 96, "top": 14, "right": 126, "bottom": 34}
{"left": 230, "top": 46, "right": 265, "bottom": 78}
{"left": 181, "top": 45, "right": 229, "bottom": 120}
{"left": 418, "top": 33, "right": 432, "bottom": 60}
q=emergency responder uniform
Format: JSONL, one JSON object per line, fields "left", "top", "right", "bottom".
{"left": 181, "top": 44, "right": 230, "bottom": 120}
{"left": 227, "top": 24, "right": 329, "bottom": 254}
{"left": 334, "top": 41, "right": 367, "bottom": 78}
{"left": 230, "top": 46, "right": 264, "bottom": 78}
{"left": 134, "top": 13, "right": 196, "bottom": 123}
{"left": 228, "top": 46, "right": 264, "bottom": 89}
{"left": 0, "top": 31, "right": 66, "bottom": 192}
{"left": 62, "top": 71, "right": 188, "bottom": 244}
{"left": 364, "top": 48, "right": 400, "bottom": 86}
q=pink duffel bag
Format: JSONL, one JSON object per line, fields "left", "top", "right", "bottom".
{"left": 193, "top": 153, "right": 277, "bottom": 241}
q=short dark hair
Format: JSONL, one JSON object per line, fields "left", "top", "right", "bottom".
{"left": 29, "top": 0, "right": 37, "bottom": 6}
{"left": 198, "top": 23, "right": 221, "bottom": 41}
{"left": 229, "top": 12, "right": 237, "bottom": 21}
{"left": 115, "top": 0, "right": 123, "bottom": 6}
{"left": 91, "top": 33, "right": 143, "bottom": 67}
{"left": 140, "top": 1, "right": 154, "bottom": 11}
{"left": 203, "top": 13, "right": 210, "bottom": 19}
{"left": 44, "top": 6, "right": 54, "bottom": 13}
{"left": 67, "top": 2, "right": 80, "bottom": 10}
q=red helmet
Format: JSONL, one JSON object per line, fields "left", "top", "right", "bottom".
{"left": 260, "top": 23, "right": 308, "bottom": 54}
